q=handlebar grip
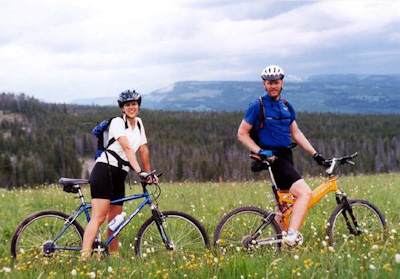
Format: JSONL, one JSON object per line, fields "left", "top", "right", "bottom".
{"left": 250, "top": 154, "right": 262, "bottom": 161}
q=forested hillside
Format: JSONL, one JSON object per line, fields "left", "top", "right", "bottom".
{"left": 1, "top": 93, "right": 399, "bottom": 188}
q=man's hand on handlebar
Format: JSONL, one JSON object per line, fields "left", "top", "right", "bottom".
{"left": 313, "top": 152, "right": 329, "bottom": 167}
{"left": 258, "top": 149, "right": 276, "bottom": 162}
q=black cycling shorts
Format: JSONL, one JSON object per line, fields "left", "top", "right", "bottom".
{"left": 270, "top": 149, "right": 302, "bottom": 190}
{"left": 90, "top": 162, "right": 127, "bottom": 205}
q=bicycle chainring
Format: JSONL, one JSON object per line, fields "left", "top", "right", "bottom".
{"left": 92, "top": 242, "right": 109, "bottom": 259}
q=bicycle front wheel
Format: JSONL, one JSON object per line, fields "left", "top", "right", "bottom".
{"left": 327, "top": 199, "right": 387, "bottom": 247}
{"left": 11, "top": 210, "right": 84, "bottom": 258}
{"left": 214, "top": 206, "right": 282, "bottom": 254}
{"left": 135, "top": 211, "right": 209, "bottom": 258}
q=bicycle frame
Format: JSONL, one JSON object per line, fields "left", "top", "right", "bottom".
{"left": 51, "top": 185, "right": 156, "bottom": 252}
{"left": 277, "top": 176, "right": 341, "bottom": 229}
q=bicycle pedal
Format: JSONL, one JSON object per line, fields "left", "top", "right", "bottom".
{"left": 283, "top": 230, "right": 303, "bottom": 247}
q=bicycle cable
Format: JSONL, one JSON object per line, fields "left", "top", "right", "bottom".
{"left": 150, "top": 182, "right": 162, "bottom": 202}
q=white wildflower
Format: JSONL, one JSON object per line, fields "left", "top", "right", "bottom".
{"left": 395, "top": 254, "right": 400, "bottom": 264}
{"left": 328, "top": 246, "right": 335, "bottom": 252}
{"left": 294, "top": 255, "right": 299, "bottom": 260}
{"left": 107, "top": 266, "right": 113, "bottom": 273}
{"left": 2, "top": 267, "right": 11, "bottom": 273}
{"left": 90, "top": 271, "right": 96, "bottom": 279}
{"left": 369, "top": 264, "right": 375, "bottom": 270}
{"left": 371, "top": 245, "right": 378, "bottom": 250}
{"left": 71, "top": 269, "right": 77, "bottom": 276}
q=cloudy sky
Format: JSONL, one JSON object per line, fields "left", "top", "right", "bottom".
{"left": 0, "top": 0, "right": 399, "bottom": 103}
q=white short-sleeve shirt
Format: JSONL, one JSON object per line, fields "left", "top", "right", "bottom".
{"left": 96, "top": 116, "right": 147, "bottom": 172}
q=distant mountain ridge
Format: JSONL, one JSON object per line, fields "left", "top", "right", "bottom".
{"left": 72, "top": 75, "right": 400, "bottom": 114}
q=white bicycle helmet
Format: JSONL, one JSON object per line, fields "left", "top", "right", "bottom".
{"left": 261, "top": 65, "right": 285, "bottom": 81}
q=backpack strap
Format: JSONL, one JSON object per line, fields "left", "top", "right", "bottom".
{"left": 105, "top": 116, "right": 128, "bottom": 148}
{"left": 282, "top": 98, "right": 295, "bottom": 114}
{"left": 105, "top": 115, "right": 133, "bottom": 170}
{"left": 282, "top": 99, "right": 290, "bottom": 110}
{"left": 105, "top": 149, "right": 133, "bottom": 170}
{"left": 258, "top": 97, "right": 265, "bottom": 129}
{"left": 137, "top": 119, "right": 141, "bottom": 134}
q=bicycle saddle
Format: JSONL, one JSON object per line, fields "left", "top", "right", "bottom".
{"left": 59, "top": 177, "right": 89, "bottom": 186}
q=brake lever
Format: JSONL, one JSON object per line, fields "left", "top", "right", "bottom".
{"left": 348, "top": 160, "right": 355, "bottom": 165}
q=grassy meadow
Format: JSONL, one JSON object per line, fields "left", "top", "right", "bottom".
{"left": 0, "top": 173, "right": 399, "bottom": 279}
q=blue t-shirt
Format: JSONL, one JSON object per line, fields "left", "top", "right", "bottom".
{"left": 243, "top": 95, "right": 296, "bottom": 149}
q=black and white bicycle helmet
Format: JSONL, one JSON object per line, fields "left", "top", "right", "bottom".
{"left": 261, "top": 65, "right": 285, "bottom": 81}
{"left": 118, "top": 89, "right": 142, "bottom": 108}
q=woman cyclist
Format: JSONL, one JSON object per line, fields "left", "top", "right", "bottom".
{"left": 81, "top": 89, "right": 156, "bottom": 257}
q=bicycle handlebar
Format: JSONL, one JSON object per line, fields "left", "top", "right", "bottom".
{"left": 249, "top": 151, "right": 358, "bottom": 176}
{"left": 324, "top": 152, "right": 358, "bottom": 175}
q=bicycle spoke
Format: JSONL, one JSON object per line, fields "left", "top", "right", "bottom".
{"left": 12, "top": 212, "right": 84, "bottom": 258}
{"left": 328, "top": 200, "right": 386, "bottom": 247}
{"left": 214, "top": 207, "right": 281, "bottom": 254}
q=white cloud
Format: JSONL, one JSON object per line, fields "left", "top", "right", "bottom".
{"left": 0, "top": 0, "right": 399, "bottom": 102}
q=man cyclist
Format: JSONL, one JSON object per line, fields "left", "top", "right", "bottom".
{"left": 237, "top": 65, "right": 326, "bottom": 246}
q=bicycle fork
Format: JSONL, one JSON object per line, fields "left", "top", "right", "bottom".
{"left": 335, "top": 192, "right": 362, "bottom": 236}
{"left": 149, "top": 205, "right": 174, "bottom": 250}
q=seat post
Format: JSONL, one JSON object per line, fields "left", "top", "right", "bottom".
{"left": 266, "top": 162, "right": 282, "bottom": 207}
{"left": 77, "top": 186, "right": 87, "bottom": 205}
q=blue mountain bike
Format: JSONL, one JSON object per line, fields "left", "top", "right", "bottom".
{"left": 11, "top": 171, "right": 209, "bottom": 258}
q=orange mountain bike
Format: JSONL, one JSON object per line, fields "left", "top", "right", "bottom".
{"left": 213, "top": 152, "right": 387, "bottom": 252}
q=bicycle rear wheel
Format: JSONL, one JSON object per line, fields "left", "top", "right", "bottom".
{"left": 11, "top": 210, "right": 84, "bottom": 258}
{"left": 327, "top": 199, "right": 386, "bottom": 247}
{"left": 135, "top": 211, "right": 209, "bottom": 258}
{"left": 214, "top": 206, "right": 282, "bottom": 254}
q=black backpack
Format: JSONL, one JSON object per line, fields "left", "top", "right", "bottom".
{"left": 92, "top": 116, "right": 141, "bottom": 169}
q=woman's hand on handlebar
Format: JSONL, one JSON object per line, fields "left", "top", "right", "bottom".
{"left": 137, "top": 170, "right": 161, "bottom": 185}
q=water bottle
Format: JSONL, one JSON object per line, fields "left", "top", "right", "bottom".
{"left": 107, "top": 212, "right": 126, "bottom": 232}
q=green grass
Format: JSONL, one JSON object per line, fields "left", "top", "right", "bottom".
{"left": 0, "top": 173, "right": 399, "bottom": 279}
